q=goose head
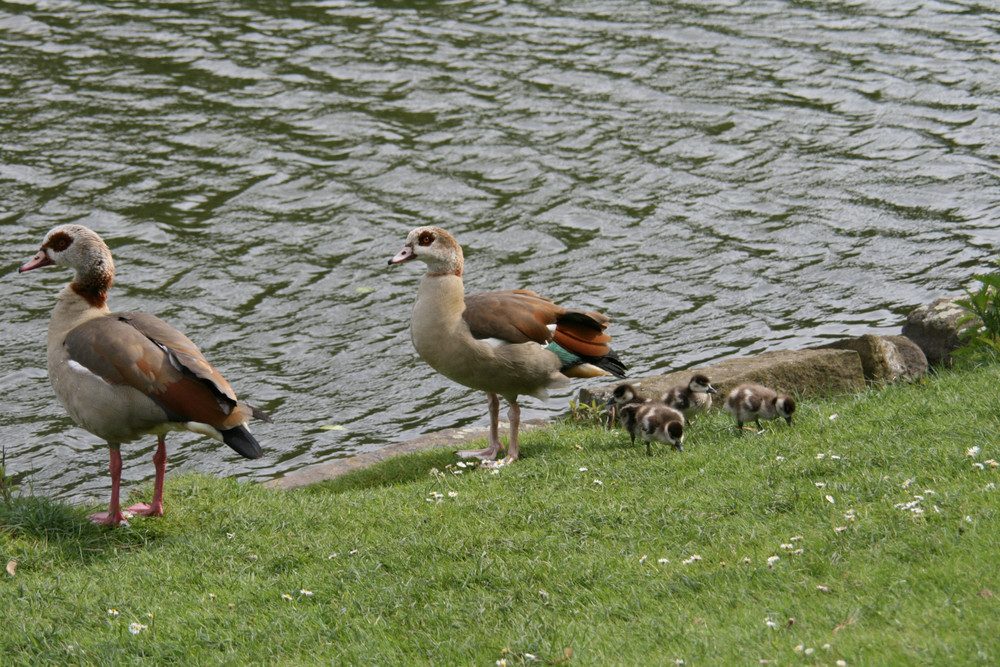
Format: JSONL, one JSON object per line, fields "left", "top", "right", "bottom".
{"left": 689, "top": 374, "right": 718, "bottom": 395}
{"left": 20, "top": 225, "right": 114, "bottom": 306}
{"left": 612, "top": 382, "right": 642, "bottom": 406}
{"left": 388, "top": 226, "right": 464, "bottom": 277}
{"left": 775, "top": 396, "right": 796, "bottom": 425}
{"left": 662, "top": 420, "right": 685, "bottom": 451}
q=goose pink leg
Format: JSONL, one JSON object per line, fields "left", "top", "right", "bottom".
{"left": 125, "top": 436, "right": 166, "bottom": 517}
{"left": 87, "top": 447, "right": 127, "bottom": 526}
{"left": 500, "top": 401, "right": 522, "bottom": 465}
{"left": 457, "top": 393, "right": 503, "bottom": 460}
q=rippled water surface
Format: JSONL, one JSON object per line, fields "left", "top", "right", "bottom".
{"left": 2, "top": 0, "right": 999, "bottom": 502}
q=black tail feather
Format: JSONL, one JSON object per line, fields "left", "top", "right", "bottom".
{"left": 593, "top": 347, "right": 628, "bottom": 378}
{"left": 222, "top": 425, "right": 264, "bottom": 459}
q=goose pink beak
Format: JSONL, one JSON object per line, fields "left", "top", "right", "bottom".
{"left": 19, "top": 250, "right": 53, "bottom": 273}
{"left": 388, "top": 245, "right": 414, "bottom": 265}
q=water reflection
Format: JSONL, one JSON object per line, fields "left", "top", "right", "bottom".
{"left": 2, "top": 0, "right": 998, "bottom": 502}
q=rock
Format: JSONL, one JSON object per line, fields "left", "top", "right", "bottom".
{"left": 579, "top": 348, "right": 865, "bottom": 407}
{"left": 883, "top": 335, "right": 929, "bottom": 379}
{"left": 815, "top": 334, "right": 927, "bottom": 383}
{"left": 900, "top": 297, "right": 977, "bottom": 366}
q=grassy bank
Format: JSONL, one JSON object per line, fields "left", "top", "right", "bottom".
{"left": 3, "top": 363, "right": 1000, "bottom": 665}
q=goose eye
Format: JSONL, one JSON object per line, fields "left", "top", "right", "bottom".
{"left": 418, "top": 232, "right": 434, "bottom": 246}
{"left": 47, "top": 232, "right": 72, "bottom": 252}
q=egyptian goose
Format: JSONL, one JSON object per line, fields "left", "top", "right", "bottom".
{"left": 724, "top": 383, "right": 795, "bottom": 433}
{"left": 661, "top": 373, "right": 718, "bottom": 421}
{"left": 388, "top": 226, "right": 626, "bottom": 464}
{"left": 19, "top": 225, "right": 269, "bottom": 526}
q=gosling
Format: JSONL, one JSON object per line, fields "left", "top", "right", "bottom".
{"left": 633, "top": 402, "right": 686, "bottom": 455}
{"left": 725, "top": 383, "right": 795, "bottom": 433}
{"left": 661, "top": 373, "right": 718, "bottom": 421}
{"left": 611, "top": 382, "right": 649, "bottom": 443}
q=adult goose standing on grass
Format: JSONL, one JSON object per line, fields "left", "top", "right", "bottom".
{"left": 19, "top": 225, "right": 270, "bottom": 526}
{"left": 389, "top": 226, "right": 626, "bottom": 465}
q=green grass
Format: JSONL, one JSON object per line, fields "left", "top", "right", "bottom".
{"left": 3, "top": 364, "right": 1000, "bottom": 665}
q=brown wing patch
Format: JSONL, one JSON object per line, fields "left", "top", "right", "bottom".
{"left": 65, "top": 312, "right": 243, "bottom": 429}
{"left": 65, "top": 317, "right": 177, "bottom": 394}
{"left": 118, "top": 312, "right": 238, "bottom": 402}
{"left": 553, "top": 326, "right": 612, "bottom": 357}
{"left": 154, "top": 376, "right": 248, "bottom": 429}
{"left": 464, "top": 290, "right": 565, "bottom": 344}
{"left": 559, "top": 310, "right": 610, "bottom": 329}
{"left": 553, "top": 310, "right": 613, "bottom": 357}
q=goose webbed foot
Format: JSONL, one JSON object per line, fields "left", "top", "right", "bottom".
{"left": 124, "top": 502, "right": 163, "bottom": 517}
{"left": 87, "top": 510, "right": 128, "bottom": 526}
{"left": 456, "top": 443, "right": 501, "bottom": 461}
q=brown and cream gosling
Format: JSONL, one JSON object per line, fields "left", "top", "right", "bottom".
{"left": 724, "top": 383, "right": 796, "bottom": 433}
{"left": 625, "top": 402, "right": 685, "bottom": 455}
{"left": 612, "top": 382, "right": 648, "bottom": 444}
{"left": 661, "top": 373, "right": 718, "bottom": 421}
{"left": 613, "top": 383, "right": 684, "bottom": 455}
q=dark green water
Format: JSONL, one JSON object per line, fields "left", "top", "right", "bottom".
{"left": 2, "top": 0, "right": 999, "bottom": 501}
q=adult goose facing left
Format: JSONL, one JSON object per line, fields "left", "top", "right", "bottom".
{"left": 389, "top": 226, "right": 626, "bottom": 465}
{"left": 19, "top": 225, "right": 269, "bottom": 526}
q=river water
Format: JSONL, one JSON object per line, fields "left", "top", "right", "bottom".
{"left": 2, "top": 0, "right": 999, "bottom": 502}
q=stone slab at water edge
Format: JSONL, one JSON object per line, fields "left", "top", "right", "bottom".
{"left": 577, "top": 348, "right": 865, "bottom": 407}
